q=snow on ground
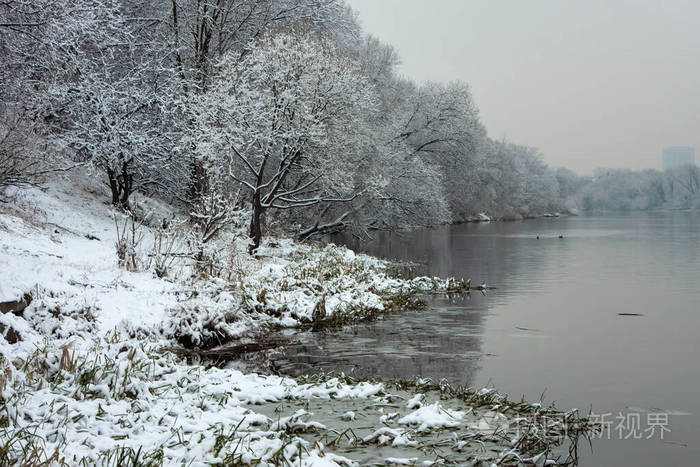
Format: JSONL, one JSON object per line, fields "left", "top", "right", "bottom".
{"left": 0, "top": 174, "right": 181, "bottom": 339}
{"left": 0, "top": 172, "right": 594, "bottom": 464}
{"left": 1, "top": 336, "right": 387, "bottom": 465}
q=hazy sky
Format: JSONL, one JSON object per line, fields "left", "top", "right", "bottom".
{"left": 347, "top": 0, "right": 700, "bottom": 174}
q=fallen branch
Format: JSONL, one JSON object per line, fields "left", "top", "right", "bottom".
{"left": 162, "top": 335, "right": 290, "bottom": 361}
{"left": 298, "top": 211, "right": 353, "bottom": 241}
{"left": 46, "top": 222, "right": 100, "bottom": 241}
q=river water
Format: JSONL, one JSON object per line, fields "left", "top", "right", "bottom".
{"left": 277, "top": 213, "right": 700, "bottom": 466}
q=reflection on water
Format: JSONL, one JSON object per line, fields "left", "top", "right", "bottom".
{"left": 276, "top": 296, "right": 485, "bottom": 385}
{"left": 277, "top": 212, "right": 700, "bottom": 466}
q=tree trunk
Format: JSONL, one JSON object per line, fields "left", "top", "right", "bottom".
{"left": 248, "top": 192, "right": 263, "bottom": 255}
{"left": 107, "top": 160, "right": 133, "bottom": 210}
{"left": 119, "top": 161, "right": 132, "bottom": 208}
{"left": 187, "top": 158, "right": 208, "bottom": 206}
{"left": 107, "top": 168, "right": 120, "bottom": 206}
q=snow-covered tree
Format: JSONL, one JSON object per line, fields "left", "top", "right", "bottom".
{"left": 1, "top": 0, "right": 161, "bottom": 202}
{"left": 355, "top": 78, "right": 482, "bottom": 226}
{"left": 667, "top": 163, "right": 700, "bottom": 208}
{"left": 193, "top": 32, "right": 376, "bottom": 252}
{"left": 0, "top": 112, "right": 46, "bottom": 197}
{"left": 475, "top": 140, "right": 561, "bottom": 216}
{"left": 54, "top": 71, "right": 187, "bottom": 208}
{"left": 165, "top": 0, "right": 359, "bottom": 91}
{"left": 404, "top": 81, "right": 485, "bottom": 220}
{"left": 19, "top": 0, "right": 190, "bottom": 208}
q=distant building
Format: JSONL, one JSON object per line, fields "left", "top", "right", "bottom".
{"left": 662, "top": 146, "right": 695, "bottom": 170}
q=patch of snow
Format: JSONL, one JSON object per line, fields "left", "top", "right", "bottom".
{"left": 406, "top": 393, "right": 423, "bottom": 409}
{"left": 398, "top": 402, "right": 465, "bottom": 432}
{"left": 385, "top": 457, "right": 419, "bottom": 465}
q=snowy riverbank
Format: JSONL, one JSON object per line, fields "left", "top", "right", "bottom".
{"left": 0, "top": 172, "right": 595, "bottom": 465}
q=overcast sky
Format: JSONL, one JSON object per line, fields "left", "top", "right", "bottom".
{"left": 347, "top": 0, "right": 700, "bottom": 174}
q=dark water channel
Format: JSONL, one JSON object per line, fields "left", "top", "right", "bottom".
{"left": 276, "top": 213, "right": 700, "bottom": 466}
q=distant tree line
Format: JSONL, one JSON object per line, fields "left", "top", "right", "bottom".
{"left": 2, "top": 0, "right": 609, "bottom": 252}
{"left": 561, "top": 164, "right": 700, "bottom": 213}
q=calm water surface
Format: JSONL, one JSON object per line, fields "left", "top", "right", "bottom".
{"left": 278, "top": 213, "right": 700, "bottom": 466}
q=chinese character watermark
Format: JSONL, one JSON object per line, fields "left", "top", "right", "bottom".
{"left": 591, "top": 411, "right": 670, "bottom": 440}
{"left": 512, "top": 410, "right": 672, "bottom": 440}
